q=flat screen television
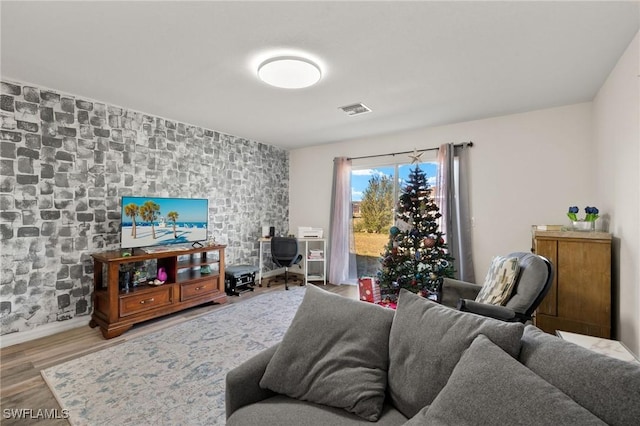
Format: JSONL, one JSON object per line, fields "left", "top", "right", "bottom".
{"left": 121, "top": 196, "right": 208, "bottom": 249}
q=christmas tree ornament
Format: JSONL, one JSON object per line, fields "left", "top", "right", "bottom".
{"left": 423, "top": 237, "right": 436, "bottom": 248}
{"left": 408, "top": 148, "right": 424, "bottom": 164}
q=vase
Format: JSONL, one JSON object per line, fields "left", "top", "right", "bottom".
{"left": 157, "top": 267, "right": 167, "bottom": 282}
{"left": 571, "top": 220, "right": 595, "bottom": 232}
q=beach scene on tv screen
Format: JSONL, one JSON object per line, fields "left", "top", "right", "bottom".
{"left": 121, "top": 197, "right": 208, "bottom": 249}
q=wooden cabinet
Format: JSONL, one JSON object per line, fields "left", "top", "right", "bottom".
{"left": 533, "top": 231, "right": 612, "bottom": 338}
{"left": 90, "top": 245, "right": 226, "bottom": 339}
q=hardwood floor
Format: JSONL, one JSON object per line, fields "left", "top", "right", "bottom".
{"left": 0, "top": 281, "right": 357, "bottom": 425}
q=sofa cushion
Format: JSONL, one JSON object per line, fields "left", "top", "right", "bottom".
{"left": 388, "top": 289, "right": 524, "bottom": 418}
{"left": 519, "top": 325, "right": 640, "bottom": 426}
{"left": 259, "top": 285, "right": 395, "bottom": 421}
{"left": 227, "top": 395, "right": 407, "bottom": 426}
{"left": 405, "top": 334, "right": 606, "bottom": 425}
{"left": 475, "top": 255, "right": 520, "bottom": 305}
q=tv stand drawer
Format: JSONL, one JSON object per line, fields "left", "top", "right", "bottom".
{"left": 119, "top": 287, "right": 173, "bottom": 317}
{"left": 180, "top": 278, "right": 218, "bottom": 301}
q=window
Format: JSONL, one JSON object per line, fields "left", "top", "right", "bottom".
{"left": 351, "top": 158, "right": 438, "bottom": 277}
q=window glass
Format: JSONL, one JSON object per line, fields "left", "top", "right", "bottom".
{"left": 352, "top": 159, "right": 438, "bottom": 277}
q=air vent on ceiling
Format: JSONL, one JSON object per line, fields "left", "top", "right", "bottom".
{"left": 339, "top": 102, "right": 372, "bottom": 116}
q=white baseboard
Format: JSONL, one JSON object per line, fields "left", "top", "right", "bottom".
{"left": 260, "top": 268, "right": 285, "bottom": 279}
{"left": 261, "top": 267, "right": 307, "bottom": 279}
{"left": 0, "top": 316, "right": 91, "bottom": 349}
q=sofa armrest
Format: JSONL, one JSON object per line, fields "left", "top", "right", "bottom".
{"left": 440, "top": 278, "right": 482, "bottom": 308}
{"left": 457, "top": 299, "right": 518, "bottom": 321}
{"left": 225, "top": 344, "right": 279, "bottom": 419}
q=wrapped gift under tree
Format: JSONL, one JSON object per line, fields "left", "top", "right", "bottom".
{"left": 358, "top": 277, "right": 381, "bottom": 304}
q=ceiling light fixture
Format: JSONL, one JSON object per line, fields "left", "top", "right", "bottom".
{"left": 257, "top": 56, "right": 321, "bottom": 89}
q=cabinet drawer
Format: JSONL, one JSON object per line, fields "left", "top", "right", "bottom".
{"left": 119, "top": 287, "right": 173, "bottom": 317}
{"left": 181, "top": 278, "right": 218, "bottom": 301}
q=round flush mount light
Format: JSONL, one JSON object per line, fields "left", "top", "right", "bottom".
{"left": 257, "top": 56, "right": 322, "bottom": 89}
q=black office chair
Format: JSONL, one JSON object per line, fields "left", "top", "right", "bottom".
{"left": 441, "top": 252, "right": 553, "bottom": 323}
{"left": 270, "top": 237, "right": 303, "bottom": 290}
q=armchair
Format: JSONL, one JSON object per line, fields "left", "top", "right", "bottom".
{"left": 441, "top": 252, "right": 553, "bottom": 323}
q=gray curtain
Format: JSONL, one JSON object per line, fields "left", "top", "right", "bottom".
{"left": 329, "top": 157, "right": 357, "bottom": 284}
{"left": 436, "top": 143, "right": 475, "bottom": 282}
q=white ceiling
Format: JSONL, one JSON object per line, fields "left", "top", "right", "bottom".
{"left": 1, "top": 1, "right": 638, "bottom": 150}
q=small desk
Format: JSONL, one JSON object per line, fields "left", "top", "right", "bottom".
{"left": 258, "top": 238, "right": 327, "bottom": 286}
{"left": 556, "top": 330, "right": 639, "bottom": 363}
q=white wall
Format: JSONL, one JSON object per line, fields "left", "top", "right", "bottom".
{"left": 593, "top": 31, "right": 639, "bottom": 355}
{"left": 290, "top": 102, "right": 594, "bottom": 281}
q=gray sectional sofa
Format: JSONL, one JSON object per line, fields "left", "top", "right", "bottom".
{"left": 225, "top": 285, "right": 640, "bottom": 425}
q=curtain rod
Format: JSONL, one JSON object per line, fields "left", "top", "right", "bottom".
{"left": 347, "top": 141, "right": 473, "bottom": 161}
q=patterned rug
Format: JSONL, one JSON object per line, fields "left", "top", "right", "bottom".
{"left": 41, "top": 287, "right": 307, "bottom": 426}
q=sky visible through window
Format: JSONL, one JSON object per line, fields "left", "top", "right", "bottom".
{"left": 351, "top": 162, "right": 438, "bottom": 202}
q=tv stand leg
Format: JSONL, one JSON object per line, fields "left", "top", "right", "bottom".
{"left": 192, "top": 241, "right": 204, "bottom": 248}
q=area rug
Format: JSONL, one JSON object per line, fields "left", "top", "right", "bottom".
{"left": 41, "top": 287, "right": 307, "bottom": 426}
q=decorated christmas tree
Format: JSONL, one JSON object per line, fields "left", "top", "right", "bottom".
{"left": 377, "top": 165, "right": 455, "bottom": 300}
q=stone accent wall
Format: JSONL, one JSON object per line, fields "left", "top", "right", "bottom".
{"left": 0, "top": 80, "right": 289, "bottom": 336}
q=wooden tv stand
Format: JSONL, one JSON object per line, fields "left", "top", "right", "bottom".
{"left": 90, "top": 244, "right": 227, "bottom": 339}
